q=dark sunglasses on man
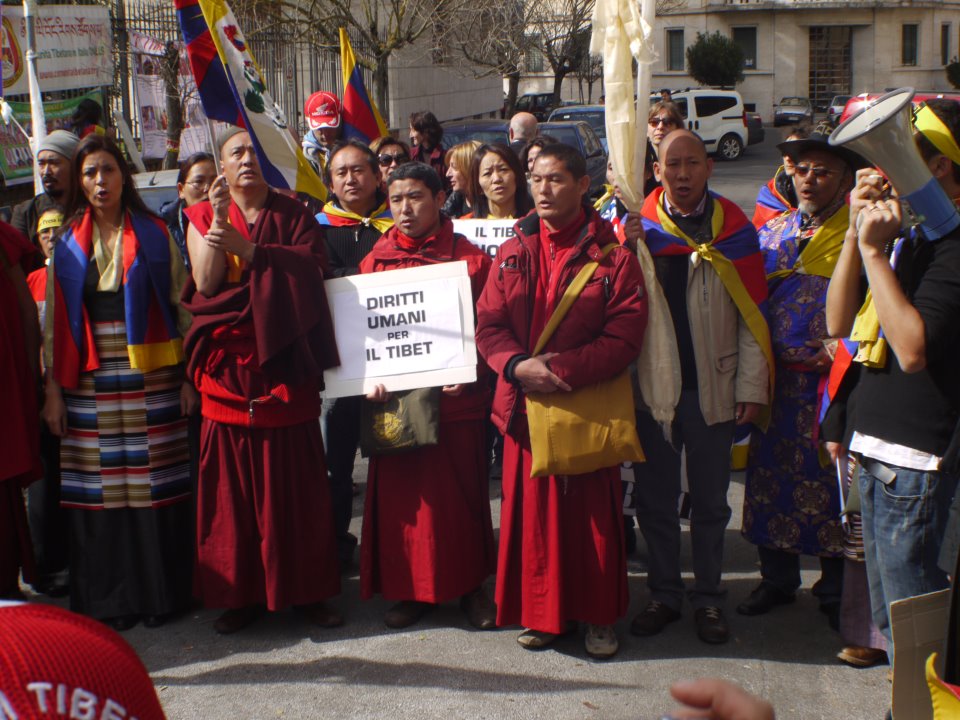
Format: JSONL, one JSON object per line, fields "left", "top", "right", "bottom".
{"left": 378, "top": 152, "right": 409, "bottom": 167}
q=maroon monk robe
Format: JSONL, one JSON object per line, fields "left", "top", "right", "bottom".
{"left": 476, "top": 208, "right": 647, "bottom": 635}
{"left": 358, "top": 218, "right": 496, "bottom": 603}
{"left": 0, "top": 222, "right": 41, "bottom": 596}
{"left": 182, "top": 191, "right": 341, "bottom": 611}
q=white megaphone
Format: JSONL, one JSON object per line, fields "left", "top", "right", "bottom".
{"left": 829, "top": 87, "right": 960, "bottom": 241}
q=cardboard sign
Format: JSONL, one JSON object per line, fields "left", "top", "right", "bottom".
{"left": 891, "top": 588, "right": 950, "bottom": 720}
{"left": 453, "top": 218, "right": 516, "bottom": 258}
{"left": 322, "top": 261, "right": 477, "bottom": 398}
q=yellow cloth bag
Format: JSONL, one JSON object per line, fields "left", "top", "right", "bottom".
{"left": 525, "top": 243, "right": 645, "bottom": 478}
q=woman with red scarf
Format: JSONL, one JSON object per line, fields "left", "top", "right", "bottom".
{"left": 42, "top": 135, "right": 195, "bottom": 631}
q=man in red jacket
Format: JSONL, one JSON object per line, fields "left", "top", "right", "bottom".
{"left": 476, "top": 143, "right": 648, "bottom": 658}
{"left": 360, "top": 162, "right": 497, "bottom": 630}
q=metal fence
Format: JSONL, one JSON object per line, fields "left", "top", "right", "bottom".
{"left": 0, "top": 0, "right": 379, "bottom": 146}
{"left": 115, "top": 0, "right": 379, "bottom": 143}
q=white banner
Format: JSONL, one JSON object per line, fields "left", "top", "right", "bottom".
{"left": 129, "top": 31, "right": 215, "bottom": 161}
{"left": 1, "top": 5, "right": 112, "bottom": 95}
{"left": 322, "top": 262, "right": 478, "bottom": 398}
{"left": 452, "top": 218, "right": 516, "bottom": 259}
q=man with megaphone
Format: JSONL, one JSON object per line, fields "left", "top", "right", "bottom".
{"left": 825, "top": 92, "right": 960, "bottom": 670}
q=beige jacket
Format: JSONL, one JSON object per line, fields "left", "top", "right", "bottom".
{"left": 685, "top": 255, "right": 770, "bottom": 426}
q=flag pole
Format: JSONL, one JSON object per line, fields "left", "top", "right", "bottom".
{"left": 635, "top": 0, "right": 655, "bottom": 204}
{"left": 23, "top": 0, "right": 46, "bottom": 194}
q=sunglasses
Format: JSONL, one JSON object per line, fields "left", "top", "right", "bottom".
{"left": 378, "top": 153, "right": 409, "bottom": 166}
{"left": 793, "top": 164, "right": 839, "bottom": 179}
{"left": 648, "top": 117, "right": 677, "bottom": 127}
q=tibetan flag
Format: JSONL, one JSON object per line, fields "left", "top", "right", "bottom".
{"left": 339, "top": 28, "right": 388, "bottom": 145}
{"left": 175, "top": 0, "right": 326, "bottom": 200}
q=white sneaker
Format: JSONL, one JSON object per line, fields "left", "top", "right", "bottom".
{"left": 584, "top": 624, "right": 619, "bottom": 658}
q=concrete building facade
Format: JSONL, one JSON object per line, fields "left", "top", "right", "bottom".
{"left": 517, "top": 0, "right": 960, "bottom": 122}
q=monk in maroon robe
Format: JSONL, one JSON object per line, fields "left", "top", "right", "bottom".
{"left": 182, "top": 128, "right": 341, "bottom": 634}
{"left": 359, "top": 162, "right": 497, "bottom": 630}
{"left": 0, "top": 222, "right": 41, "bottom": 599}
{"left": 476, "top": 144, "right": 647, "bottom": 659}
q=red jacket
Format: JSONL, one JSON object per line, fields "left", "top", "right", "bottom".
{"left": 476, "top": 207, "right": 648, "bottom": 436}
{"left": 361, "top": 215, "right": 492, "bottom": 422}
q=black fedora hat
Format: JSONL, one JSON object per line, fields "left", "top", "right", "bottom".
{"left": 777, "top": 129, "right": 870, "bottom": 171}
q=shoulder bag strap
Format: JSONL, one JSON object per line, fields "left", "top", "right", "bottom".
{"left": 532, "top": 242, "right": 619, "bottom": 356}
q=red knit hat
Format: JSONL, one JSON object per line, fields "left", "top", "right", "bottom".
{"left": 0, "top": 602, "right": 167, "bottom": 719}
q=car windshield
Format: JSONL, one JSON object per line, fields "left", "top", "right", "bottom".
{"left": 832, "top": 96, "right": 851, "bottom": 106}
{"left": 442, "top": 127, "right": 508, "bottom": 147}
{"left": 780, "top": 97, "right": 808, "bottom": 107}
{"left": 549, "top": 110, "right": 605, "bottom": 137}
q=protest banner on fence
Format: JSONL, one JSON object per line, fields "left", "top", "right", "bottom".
{"left": 130, "top": 31, "right": 214, "bottom": 161}
{"left": 452, "top": 218, "right": 516, "bottom": 259}
{"left": 322, "top": 261, "right": 477, "bottom": 398}
{"left": 1, "top": 5, "right": 111, "bottom": 95}
{"left": 0, "top": 90, "right": 102, "bottom": 184}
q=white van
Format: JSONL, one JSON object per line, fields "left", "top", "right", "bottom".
{"left": 658, "top": 89, "right": 749, "bottom": 161}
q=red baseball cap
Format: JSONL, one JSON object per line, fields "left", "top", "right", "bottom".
{"left": 304, "top": 91, "right": 341, "bottom": 130}
{"left": 0, "top": 602, "right": 167, "bottom": 719}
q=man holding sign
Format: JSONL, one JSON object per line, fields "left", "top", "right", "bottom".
{"left": 476, "top": 144, "right": 648, "bottom": 658}
{"left": 360, "top": 163, "right": 497, "bottom": 631}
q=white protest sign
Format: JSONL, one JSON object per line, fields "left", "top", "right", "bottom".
{"left": 322, "top": 261, "right": 477, "bottom": 398}
{"left": 453, "top": 218, "right": 516, "bottom": 259}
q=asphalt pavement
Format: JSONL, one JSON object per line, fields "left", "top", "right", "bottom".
{"left": 25, "top": 128, "right": 893, "bottom": 719}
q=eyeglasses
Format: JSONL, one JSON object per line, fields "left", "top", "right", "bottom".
{"left": 186, "top": 179, "right": 214, "bottom": 190}
{"left": 378, "top": 153, "right": 409, "bottom": 166}
{"left": 793, "top": 164, "right": 839, "bottom": 179}
{"left": 649, "top": 117, "right": 677, "bottom": 127}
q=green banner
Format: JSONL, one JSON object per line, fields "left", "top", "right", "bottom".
{"left": 0, "top": 90, "right": 103, "bottom": 183}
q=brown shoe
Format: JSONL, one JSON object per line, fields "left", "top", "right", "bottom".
{"left": 694, "top": 606, "right": 730, "bottom": 645}
{"left": 299, "top": 601, "right": 344, "bottom": 628}
{"left": 214, "top": 605, "right": 264, "bottom": 635}
{"left": 384, "top": 600, "right": 434, "bottom": 629}
{"left": 460, "top": 588, "right": 497, "bottom": 630}
{"left": 630, "top": 600, "right": 681, "bottom": 637}
{"left": 837, "top": 646, "right": 888, "bottom": 668}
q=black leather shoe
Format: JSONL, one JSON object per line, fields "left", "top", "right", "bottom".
{"left": 820, "top": 601, "right": 841, "bottom": 631}
{"left": 104, "top": 615, "right": 139, "bottom": 632}
{"left": 694, "top": 606, "right": 730, "bottom": 644}
{"left": 214, "top": 605, "right": 264, "bottom": 635}
{"left": 630, "top": 600, "right": 681, "bottom": 637}
{"left": 736, "top": 583, "right": 796, "bottom": 616}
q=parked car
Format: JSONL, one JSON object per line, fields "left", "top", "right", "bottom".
{"left": 746, "top": 112, "right": 764, "bottom": 146}
{"left": 134, "top": 169, "right": 179, "bottom": 213}
{"left": 825, "top": 95, "right": 852, "bottom": 127}
{"left": 515, "top": 93, "right": 560, "bottom": 121}
{"left": 838, "top": 90, "right": 960, "bottom": 126}
{"left": 773, "top": 97, "right": 814, "bottom": 126}
{"left": 538, "top": 120, "right": 607, "bottom": 197}
{"left": 547, "top": 105, "right": 607, "bottom": 151}
{"left": 659, "top": 88, "right": 749, "bottom": 161}
{"left": 439, "top": 119, "right": 509, "bottom": 148}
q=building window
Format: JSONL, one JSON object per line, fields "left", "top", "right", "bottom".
{"left": 525, "top": 35, "right": 543, "bottom": 73}
{"left": 902, "top": 24, "right": 919, "bottom": 66}
{"left": 732, "top": 26, "right": 757, "bottom": 70}
{"left": 943, "top": 23, "right": 952, "bottom": 66}
{"left": 667, "top": 29, "right": 684, "bottom": 71}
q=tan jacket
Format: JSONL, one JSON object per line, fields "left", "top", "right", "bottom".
{"left": 685, "top": 255, "right": 770, "bottom": 426}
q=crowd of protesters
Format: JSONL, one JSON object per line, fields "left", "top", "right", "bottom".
{"left": 3, "top": 89, "right": 960, "bottom": 720}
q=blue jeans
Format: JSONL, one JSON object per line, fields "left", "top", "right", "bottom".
{"left": 859, "top": 458, "right": 957, "bottom": 650}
